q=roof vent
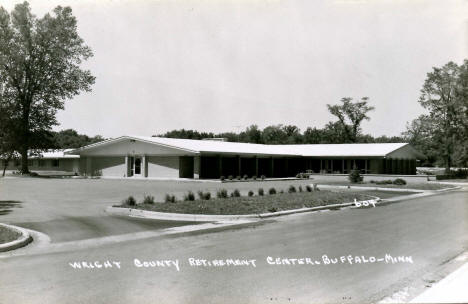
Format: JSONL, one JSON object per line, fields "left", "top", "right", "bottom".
{"left": 202, "top": 138, "right": 227, "bottom": 142}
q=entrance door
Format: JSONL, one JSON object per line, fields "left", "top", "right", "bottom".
{"left": 129, "top": 156, "right": 142, "bottom": 177}
{"left": 134, "top": 157, "right": 142, "bottom": 176}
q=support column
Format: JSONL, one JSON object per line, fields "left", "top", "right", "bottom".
{"left": 320, "top": 159, "right": 323, "bottom": 173}
{"left": 364, "top": 159, "right": 368, "bottom": 174}
{"left": 124, "top": 156, "right": 129, "bottom": 177}
{"left": 342, "top": 159, "right": 345, "bottom": 174}
{"left": 330, "top": 159, "right": 333, "bottom": 173}
{"left": 237, "top": 155, "right": 241, "bottom": 177}
{"left": 86, "top": 157, "right": 92, "bottom": 176}
{"left": 142, "top": 155, "right": 147, "bottom": 177}
{"left": 285, "top": 158, "right": 289, "bottom": 177}
{"left": 194, "top": 156, "right": 201, "bottom": 179}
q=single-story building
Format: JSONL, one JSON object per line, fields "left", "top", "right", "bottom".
{"left": 2, "top": 149, "right": 80, "bottom": 173}
{"left": 64, "top": 136, "right": 425, "bottom": 179}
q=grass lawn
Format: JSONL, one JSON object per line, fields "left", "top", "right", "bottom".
{"left": 0, "top": 225, "right": 21, "bottom": 244}
{"left": 117, "top": 190, "right": 374, "bottom": 215}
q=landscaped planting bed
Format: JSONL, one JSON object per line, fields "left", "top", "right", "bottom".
{"left": 117, "top": 190, "right": 373, "bottom": 215}
{"left": 0, "top": 225, "right": 21, "bottom": 244}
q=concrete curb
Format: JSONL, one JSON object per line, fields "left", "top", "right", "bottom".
{"left": 0, "top": 223, "right": 33, "bottom": 252}
{"left": 106, "top": 196, "right": 381, "bottom": 222}
{"left": 317, "top": 184, "right": 461, "bottom": 193}
{"left": 316, "top": 184, "right": 423, "bottom": 193}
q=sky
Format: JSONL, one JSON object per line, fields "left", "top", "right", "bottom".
{"left": 2, "top": 0, "right": 467, "bottom": 138}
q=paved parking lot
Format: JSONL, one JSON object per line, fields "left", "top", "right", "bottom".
{"left": 0, "top": 177, "right": 319, "bottom": 241}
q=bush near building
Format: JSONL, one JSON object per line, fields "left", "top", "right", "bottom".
{"left": 348, "top": 169, "right": 363, "bottom": 183}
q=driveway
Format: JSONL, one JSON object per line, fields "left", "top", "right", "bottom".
{"left": 0, "top": 177, "right": 323, "bottom": 242}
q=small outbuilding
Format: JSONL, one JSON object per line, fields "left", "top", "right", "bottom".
{"left": 67, "top": 136, "right": 425, "bottom": 179}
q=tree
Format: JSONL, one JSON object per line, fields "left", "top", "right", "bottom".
{"left": 327, "top": 97, "right": 375, "bottom": 142}
{"left": 52, "top": 129, "right": 104, "bottom": 149}
{"left": 416, "top": 60, "right": 467, "bottom": 172}
{"left": 238, "top": 125, "right": 262, "bottom": 143}
{"left": 0, "top": 2, "right": 95, "bottom": 173}
{"left": 261, "top": 125, "right": 288, "bottom": 144}
{"left": 402, "top": 114, "right": 439, "bottom": 166}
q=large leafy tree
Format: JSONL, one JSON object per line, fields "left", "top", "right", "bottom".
{"left": 0, "top": 2, "right": 95, "bottom": 173}
{"left": 327, "top": 97, "right": 375, "bottom": 143}
{"left": 413, "top": 60, "right": 468, "bottom": 171}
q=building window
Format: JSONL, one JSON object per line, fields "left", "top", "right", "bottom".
{"left": 38, "top": 160, "right": 45, "bottom": 167}
{"left": 2, "top": 160, "right": 8, "bottom": 167}
{"left": 28, "top": 160, "right": 34, "bottom": 167}
{"left": 52, "top": 159, "right": 59, "bottom": 167}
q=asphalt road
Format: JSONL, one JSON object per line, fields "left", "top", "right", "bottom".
{"left": 0, "top": 189, "right": 466, "bottom": 304}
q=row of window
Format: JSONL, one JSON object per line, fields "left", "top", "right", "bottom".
{"left": 2, "top": 159, "right": 60, "bottom": 167}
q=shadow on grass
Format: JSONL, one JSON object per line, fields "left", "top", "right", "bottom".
{"left": 0, "top": 200, "right": 22, "bottom": 215}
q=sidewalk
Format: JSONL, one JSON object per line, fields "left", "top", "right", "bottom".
{"left": 410, "top": 261, "right": 468, "bottom": 303}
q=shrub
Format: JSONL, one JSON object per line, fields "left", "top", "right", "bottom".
{"left": 268, "top": 207, "right": 278, "bottom": 213}
{"left": 288, "top": 185, "right": 297, "bottom": 193}
{"left": 258, "top": 188, "right": 264, "bottom": 196}
{"left": 228, "top": 175, "right": 233, "bottom": 180}
{"left": 216, "top": 189, "right": 228, "bottom": 198}
{"left": 279, "top": 190, "right": 284, "bottom": 194}
{"left": 252, "top": 175, "right": 257, "bottom": 180}
{"left": 261, "top": 175, "right": 266, "bottom": 180}
{"left": 123, "top": 196, "right": 136, "bottom": 206}
{"left": 436, "top": 169, "right": 468, "bottom": 180}
{"left": 375, "top": 180, "right": 393, "bottom": 185}
{"left": 305, "top": 185, "right": 313, "bottom": 192}
{"left": 230, "top": 189, "right": 241, "bottom": 197}
{"left": 203, "top": 192, "right": 211, "bottom": 200}
{"left": 348, "top": 169, "right": 363, "bottom": 183}
{"left": 298, "top": 185, "right": 303, "bottom": 192}
{"left": 268, "top": 187, "right": 277, "bottom": 195}
{"left": 142, "top": 194, "right": 155, "bottom": 204}
{"left": 369, "top": 180, "right": 376, "bottom": 184}
{"left": 296, "top": 173, "right": 302, "bottom": 178}
{"left": 220, "top": 176, "right": 225, "bottom": 181}
{"left": 243, "top": 174, "right": 248, "bottom": 180}
{"left": 184, "top": 191, "right": 195, "bottom": 201}
{"left": 313, "top": 184, "right": 320, "bottom": 191}
{"left": 393, "top": 178, "right": 407, "bottom": 185}
{"left": 236, "top": 175, "right": 241, "bottom": 180}
{"left": 164, "top": 194, "right": 176, "bottom": 203}
{"left": 248, "top": 190, "right": 254, "bottom": 197}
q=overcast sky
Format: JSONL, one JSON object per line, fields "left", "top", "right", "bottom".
{"left": 3, "top": 0, "right": 467, "bottom": 138}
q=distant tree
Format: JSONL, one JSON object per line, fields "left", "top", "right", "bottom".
{"left": 0, "top": 2, "right": 95, "bottom": 173}
{"left": 303, "top": 127, "right": 324, "bottom": 144}
{"left": 327, "top": 97, "right": 375, "bottom": 142}
{"left": 321, "top": 121, "right": 349, "bottom": 143}
{"left": 414, "top": 60, "right": 467, "bottom": 172}
{"left": 261, "top": 125, "right": 288, "bottom": 144}
{"left": 282, "top": 125, "right": 303, "bottom": 144}
{"left": 52, "top": 129, "right": 104, "bottom": 149}
{"left": 402, "top": 115, "right": 439, "bottom": 166}
{"left": 238, "top": 125, "right": 262, "bottom": 143}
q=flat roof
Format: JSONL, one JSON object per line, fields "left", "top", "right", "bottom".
{"left": 69, "top": 136, "right": 425, "bottom": 158}
{"left": 30, "top": 149, "right": 80, "bottom": 159}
